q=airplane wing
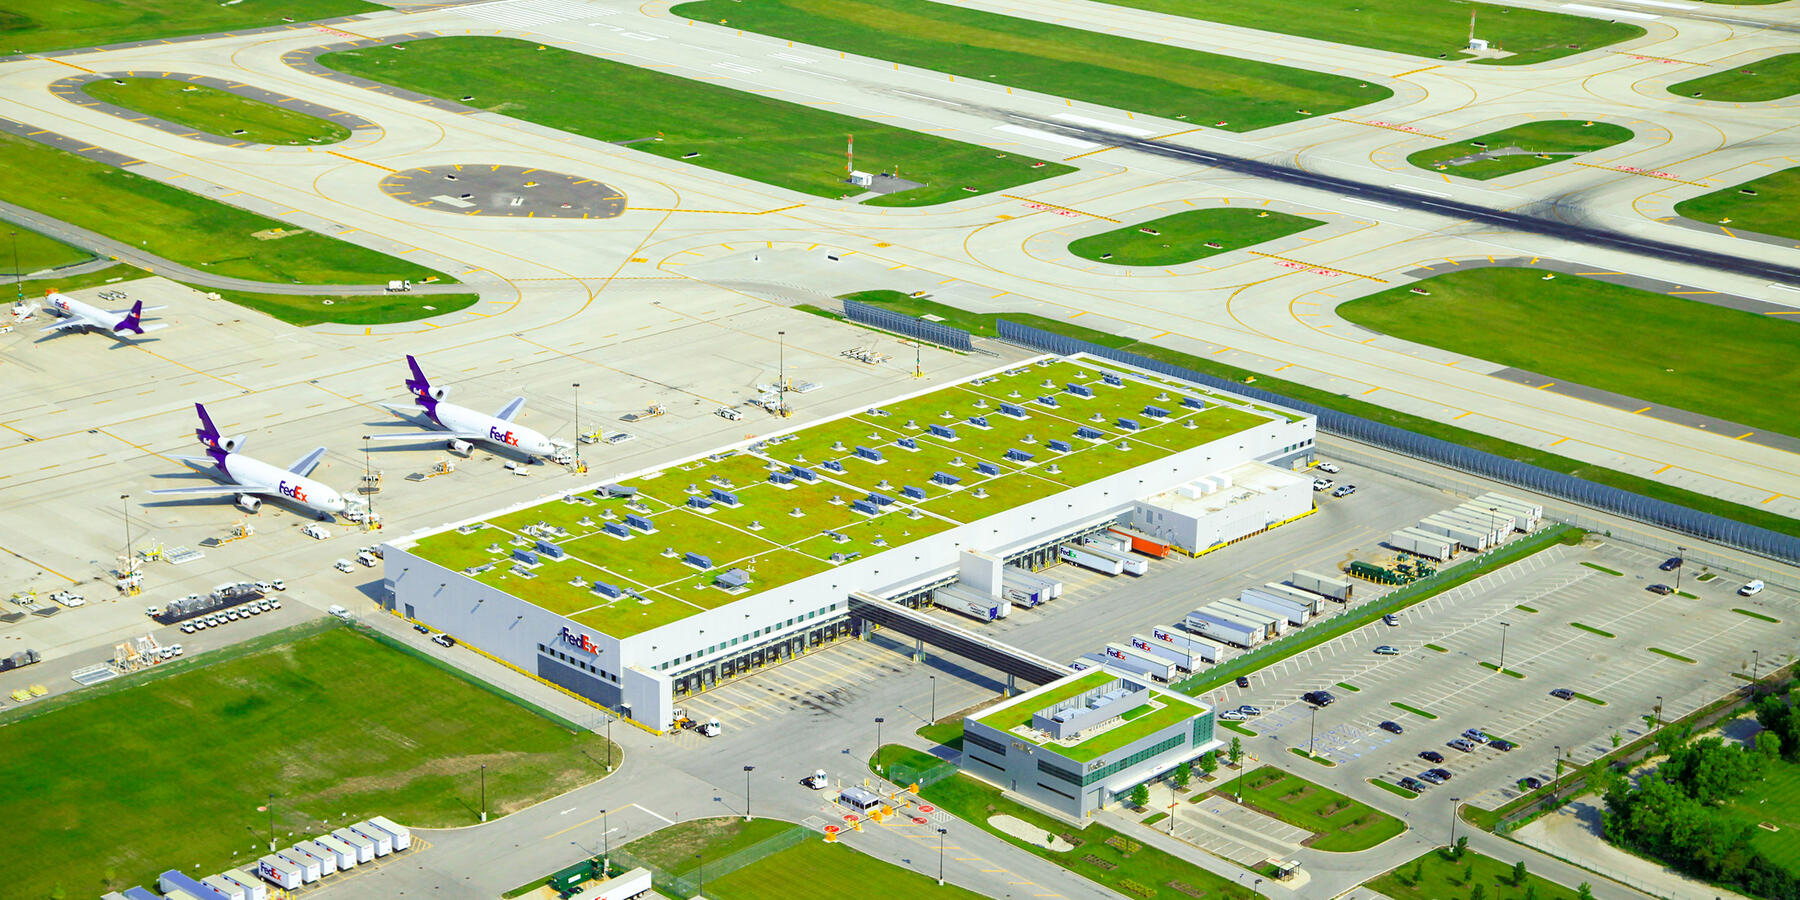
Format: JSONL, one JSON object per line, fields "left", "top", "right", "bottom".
{"left": 148, "top": 484, "right": 265, "bottom": 496}
{"left": 494, "top": 397, "right": 527, "bottom": 422}
{"left": 108, "top": 305, "right": 167, "bottom": 315}
{"left": 39, "top": 319, "right": 89, "bottom": 333}
{"left": 287, "top": 446, "right": 327, "bottom": 477}
{"left": 367, "top": 430, "right": 488, "bottom": 441}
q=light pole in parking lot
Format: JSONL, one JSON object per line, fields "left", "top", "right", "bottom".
{"left": 937, "top": 826, "right": 948, "bottom": 885}
{"left": 1752, "top": 650, "right": 1762, "bottom": 686}
{"left": 1307, "top": 705, "right": 1319, "bottom": 758}
{"left": 777, "top": 330, "right": 788, "bottom": 415}
{"left": 743, "top": 765, "right": 756, "bottom": 821}
{"left": 1675, "top": 546, "right": 1686, "bottom": 592}
{"left": 929, "top": 675, "right": 938, "bottom": 723}
{"left": 1552, "top": 745, "right": 1562, "bottom": 790}
{"left": 601, "top": 807, "right": 611, "bottom": 871}
{"left": 1655, "top": 695, "right": 1664, "bottom": 729}
{"left": 1497, "top": 622, "right": 1511, "bottom": 675}
{"left": 1448, "top": 796, "right": 1461, "bottom": 849}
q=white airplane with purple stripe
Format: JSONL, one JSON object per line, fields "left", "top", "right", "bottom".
{"left": 369, "top": 355, "right": 566, "bottom": 460}
{"left": 148, "top": 403, "right": 356, "bottom": 519}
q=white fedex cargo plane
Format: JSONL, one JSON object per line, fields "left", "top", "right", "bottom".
{"left": 34, "top": 291, "right": 166, "bottom": 338}
{"left": 149, "top": 403, "right": 357, "bottom": 519}
{"left": 370, "top": 355, "right": 566, "bottom": 460}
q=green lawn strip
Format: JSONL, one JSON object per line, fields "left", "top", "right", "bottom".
{"left": 619, "top": 817, "right": 798, "bottom": 879}
{"left": 877, "top": 746, "right": 1254, "bottom": 900}
{"left": 1173, "top": 525, "right": 1579, "bottom": 696}
{"left": 1648, "top": 647, "right": 1698, "bottom": 663}
{"left": 1670, "top": 52, "right": 1800, "bottom": 101}
{"left": 1570, "top": 622, "right": 1616, "bottom": 638}
{"left": 1369, "top": 848, "right": 1585, "bottom": 900}
{"left": 1698, "top": 572, "right": 1718, "bottom": 582}
{"left": 316, "top": 36, "right": 1068, "bottom": 207}
{"left": 0, "top": 0, "right": 383, "bottom": 55}
{"left": 1337, "top": 682, "right": 1361, "bottom": 692}
{"left": 83, "top": 77, "right": 351, "bottom": 145}
{"left": 918, "top": 719, "right": 965, "bottom": 751}
{"left": 1221, "top": 719, "right": 1259, "bottom": 737}
{"left": 1370, "top": 778, "right": 1419, "bottom": 800}
{"left": 821, "top": 292, "right": 1800, "bottom": 538}
{"left": 1479, "top": 662, "right": 1526, "bottom": 678}
{"left": 1573, "top": 692, "right": 1607, "bottom": 706}
{"left": 2, "top": 624, "right": 612, "bottom": 898}
{"left": 1392, "top": 701, "right": 1439, "bottom": 720}
{"left": 1424, "top": 643, "right": 1449, "bottom": 653}
{"left": 1341, "top": 268, "right": 1800, "bottom": 438}
{"left": 1142, "top": 812, "right": 1169, "bottom": 826}
{"left": 1676, "top": 590, "right": 1698, "bottom": 599}
{"left": 1734, "top": 608, "right": 1781, "bottom": 623}
{"left": 207, "top": 287, "right": 479, "bottom": 326}
{"left": 1290, "top": 747, "right": 1336, "bottom": 766}
{"left": 1068, "top": 208, "right": 1323, "bottom": 266}
{"left": 1581, "top": 562, "right": 1624, "bottom": 575}
{"left": 1406, "top": 120, "right": 1632, "bottom": 179}
{"left": 708, "top": 835, "right": 992, "bottom": 900}
{"left": 1087, "top": 0, "right": 1640, "bottom": 65}
{"left": 1516, "top": 605, "right": 1539, "bottom": 613}
{"left": 1674, "top": 166, "right": 1800, "bottom": 240}
{"left": 0, "top": 129, "right": 450, "bottom": 285}
{"left": 670, "top": 0, "right": 1389, "bottom": 132}
{"left": 1232, "top": 768, "right": 1403, "bottom": 851}
{"left": 0, "top": 224, "right": 92, "bottom": 273}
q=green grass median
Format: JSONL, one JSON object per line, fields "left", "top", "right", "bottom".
{"left": 671, "top": 0, "right": 1389, "bottom": 131}
{"left": 208, "top": 288, "right": 479, "bottom": 326}
{"left": 1407, "top": 120, "right": 1632, "bottom": 179}
{"left": 1392, "top": 701, "right": 1439, "bottom": 720}
{"left": 1232, "top": 768, "right": 1402, "bottom": 849}
{"left": 0, "top": 224, "right": 91, "bottom": 273}
{"left": 83, "top": 77, "right": 352, "bottom": 145}
{"left": 317, "top": 36, "right": 1068, "bottom": 207}
{"left": 1, "top": 624, "right": 615, "bottom": 899}
{"left": 1069, "top": 208, "right": 1323, "bottom": 266}
{"left": 1570, "top": 622, "right": 1616, "bottom": 638}
{"left": 1675, "top": 165, "right": 1800, "bottom": 241}
{"left": 1735, "top": 608, "right": 1781, "bottom": 623}
{"left": 1337, "top": 267, "right": 1800, "bottom": 438}
{"left": 0, "top": 0, "right": 382, "bottom": 54}
{"left": 1649, "top": 647, "right": 1698, "bottom": 663}
{"left": 1670, "top": 52, "right": 1800, "bottom": 101}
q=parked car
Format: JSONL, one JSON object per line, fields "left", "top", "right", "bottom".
{"left": 1741, "top": 580, "right": 1765, "bottom": 597}
{"left": 1521, "top": 776, "right": 1543, "bottom": 790}
{"left": 1374, "top": 645, "right": 1400, "bottom": 656}
{"left": 1427, "top": 767, "right": 1454, "bottom": 781}
{"left": 431, "top": 634, "right": 456, "bottom": 648}
{"left": 1550, "top": 688, "right": 1575, "bottom": 700}
{"left": 1462, "top": 729, "right": 1491, "bottom": 744}
{"left": 1235, "top": 676, "right": 1251, "bottom": 688}
{"left": 334, "top": 559, "right": 354, "bottom": 573}
{"left": 1316, "top": 462, "right": 1340, "bottom": 474}
{"left": 1313, "top": 479, "right": 1332, "bottom": 492}
{"left": 1383, "top": 614, "right": 1399, "bottom": 627}
{"left": 1237, "top": 705, "right": 1263, "bottom": 716}
{"left": 1331, "top": 484, "right": 1358, "bottom": 498}
{"left": 1660, "top": 557, "right": 1683, "bottom": 572}
{"left": 1419, "top": 750, "right": 1444, "bottom": 763}
{"left": 1491, "top": 739, "right": 1515, "bottom": 752}
{"left": 181, "top": 623, "right": 195, "bottom": 634}
{"left": 1417, "top": 771, "right": 1446, "bottom": 785}
{"left": 1379, "top": 721, "right": 1404, "bottom": 734}
{"left": 1647, "top": 583, "right": 1674, "bottom": 595}
{"left": 1398, "top": 777, "right": 1426, "bottom": 792}
{"left": 1219, "top": 709, "right": 1245, "bottom": 721}
{"left": 414, "top": 623, "right": 430, "bottom": 634}
{"left": 1449, "top": 738, "right": 1477, "bottom": 752}
{"left": 1302, "top": 690, "right": 1336, "bottom": 706}
{"left": 270, "top": 579, "right": 286, "bottom": 591}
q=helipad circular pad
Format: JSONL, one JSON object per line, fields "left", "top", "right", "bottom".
{"left": 380, "top": 164, "right": 626, "bottom": 218}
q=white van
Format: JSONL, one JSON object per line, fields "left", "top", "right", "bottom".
{"left": 1741, "top": 580, "right": 1765, "bottom": 597}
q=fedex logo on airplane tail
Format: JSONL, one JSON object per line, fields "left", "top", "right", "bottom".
{"left": 558, "top": 626, "right": 598, "bottom": 654}
{"left": 279, "top": 481, "right": 308, "bottom": 502}
{"left": 490, "top": 427, "right": 520, "bottom": 446}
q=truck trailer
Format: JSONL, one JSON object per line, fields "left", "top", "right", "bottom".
{"left": 1184, "top": 608, "right": 1262, "bottom": 648}
{"left": 257, "top": 856, "right": 304, "bottom": 890}
{"left": 332, "top": 828, "right": 377, "bottom": 863}
{"left": 1389, "top": 528, "right": 1455, "bottom": 561}
{"left": 1082, "top": 541, "right": 1149, "bottom": 575}
{"left": 349, "top": 821, "right": 393, "bottom": 856}
{"left": 1130, "top": 634, "right": 1198, "bottom": 671}
{"left": 932, "top": 585, "right": 1008, "bottom": 622}
{"left": 999, "top": 576, "right": 1045, "bottom": 608}
{"left": 219, "top": 869, "right": 269, "bottom": 900}
{"left": 1150, "top": 625, "right": 1224, "bottom": 664}
{"left": 1108, "top": 526, "right": 1172, "bottom": 558}
{"left": 200, "top": 875, "right": 246, "bottom": 900}
{"left": 288, "top": 842, "right": 336, "bottom": 876}
{"left": 1258, "top": 582, "right": 1325, "bottom": 616}
{"left": 275, "top": 849, "right": 321, "bottom": 883}
{"left": 121, "top": 889, "right": 163, "bottom": 900}
{"left": 160, "top": 870, "right": 226, "bottom": 899}
{"left": 1058, "top": 543, "right": 1124, "bottom": 575}
{"left": 1290, "top": 569, "right": 1352, "bottom": 601}
{"left": 1236, "top": 588, "right": 1310, "bottom": 626}
{"left": 585, "top": 867, "right": 654, "bottom": 900}
{"left": 310, "top": 836, "right": 358, "bottom": 869}
{"left": 1209, "top": 600, "right": 1285, "bottom": 637}
{"left": 1417, "top": 515, "right": 1488, "bottom": 551}
{"left": 367, "top": 816, "right": 414, "bottom": 851}
{"left": 1102, "top": 643, "right": 1176, "bottom": 681}
{"left": 1008, "top": 566, "right": 1063, "bottom": 599}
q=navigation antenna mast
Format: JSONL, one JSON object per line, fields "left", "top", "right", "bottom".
{"left": 847, "top": 134, "right": 854, "bottom": 175}
{"left": 1468, "top": 9, "right": 1477, "bottom": 44}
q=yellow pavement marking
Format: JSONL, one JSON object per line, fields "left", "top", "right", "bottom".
{"left": 1000, "top": 194, "right": 1119, "bottom": 222}
{"left": 1453, "top": 412, "right": 1472, "bottom": 420}
{"left": 1247, "top": 251, "right": 1389, "bottom": 281}
{"left": 1765, "top": 494, "right": 1783, "bottom": 505}
{"left": 1572, "top": 161, "right": 1709, "bottom": 187}
{"left": 1654, "top": 464, "right": 1673, "bottom": 474}
{"left": 1550, "top": 437, "right": 1570, "bottom": 446}
{"left": 1632, "top": 406, "right": 1652, "bottom": 414}
{"left": 1327, "top": 117, "right": 1443, "bottom": 140}
{"left": 625, "top": 204, "right": 802, "bottom": 215}
{"left": 35, "top": 56, "right": 95, "bottom": 73}
{"left": 1392, "top": 64, "right": 1440, "bottom": 77}
{"left": 328, "top": 150, "right": 396, "bottom": 173}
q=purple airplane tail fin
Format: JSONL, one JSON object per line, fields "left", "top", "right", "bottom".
{"left": 405, "top": 354, "right": 431, "bottom": 393}
{"left": 114, "top": 300, "right": 147, "bottom": 335}
{"left": 194, "top": 402, "right": 221, "bottom": 445}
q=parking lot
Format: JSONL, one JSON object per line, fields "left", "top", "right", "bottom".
{"left": 1212, "top": 538, "right": 1798, "bottom": 808}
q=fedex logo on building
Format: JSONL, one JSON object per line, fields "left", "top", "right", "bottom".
{"left": 489, "top": 427, "right": 520, "bottom": 446}
{"left": 278, "top": 480, "right": 307, "bottom": 502}
{"left": 558, "top": 626, "right": 598, "bottom": 654}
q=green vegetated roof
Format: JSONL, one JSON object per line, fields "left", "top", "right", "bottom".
{"left": 974, "top": 669, "right": 1206, "bottom": 762}
{"left": 406, "top": 359, "right": 1273, "bottom": 638}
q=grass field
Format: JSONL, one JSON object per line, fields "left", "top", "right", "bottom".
{"left": 317, "top": 37, "right": 1068, "bottom": 207}
{"left": 0, "top": 129, "right": 449, "bottom": 287}
{"left": 0, "top": 223, "right": 91, "bottom": 273}
{"left": 709, "top": 838, "right": 992, "bottom": 900}
{"left": 1088, "top": 0, "right": 1641, "bottom": 65}
{"left": 622, "top": 817, "right": 796, "bottom": 877}
{"left": 1370, "top": 849, "right": 1585, "bottom": 900}
{"left": 0, "top": 0, "right": 381, "bottom": 54}
{"left": 0, "top": 624, "right": 614, "bottom": 899}
{"left": 877, "top": 746, "right": 1254, "bottom": 900}
{"left": 1674, "top": 165, "right": 1800, "bottom": 240}
{"left": 1068, "top": 208, "right": 1323, "bottom": 266}
{"left": 1336, "top": 267, "right": 1800, "bottom": 437}
{"left": 82, "top": 77, "right": 351, "bottom": 145}
{"left": 1406, "top": 120, "right": 1633, "bottom": 180}
{"left": 209, "top": 288, "right": 479, "bottom": 326}
{"left": 1725, "top": 754, "right": 1800, "bottom": 872}
{"left": 1233, "top": 767, "right": 1404, "bottom": 850}
{"left": 670, "top": 0, "right": 1389, "bottom": 132}
{"left": 1670, "top": 52, "right": 1800, "bottom": 101}
{"left": 822, "top": 289, "right": 1800, "bottom": 539}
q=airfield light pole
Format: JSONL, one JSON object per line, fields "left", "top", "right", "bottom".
{"left": 937, "top": 827, "right": 948, "bottom": 885}
{"left": 777, "top": 330, "right": 787, "bottom": 415}
{"left": 267, "top": 793, "right": 277, "bottom": 852}
{"left": 573, "top": 382, "right": 581, "bottom": 468}
{"left": 9, "top": 231, "right": 19, "bottom": 305}
{"left": 362, "top": 436, "right": 375, "bottom": 531}
{"left": 601, "top": 808, "right": 611, "bottom": 872}
{"left": 875, "top": 716, "right": 885, "bottom": 755}
{"left": 120, "top": 493, "right": 134, "bottom": 577}
{"left": 480, "top": 763, "right": 487, "bottom": 822}
{"left": 744, "top": 765, "right": 756, "bottom": 821}
{"left": 696, "top": 854, "right": 705, "bottom": 898}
